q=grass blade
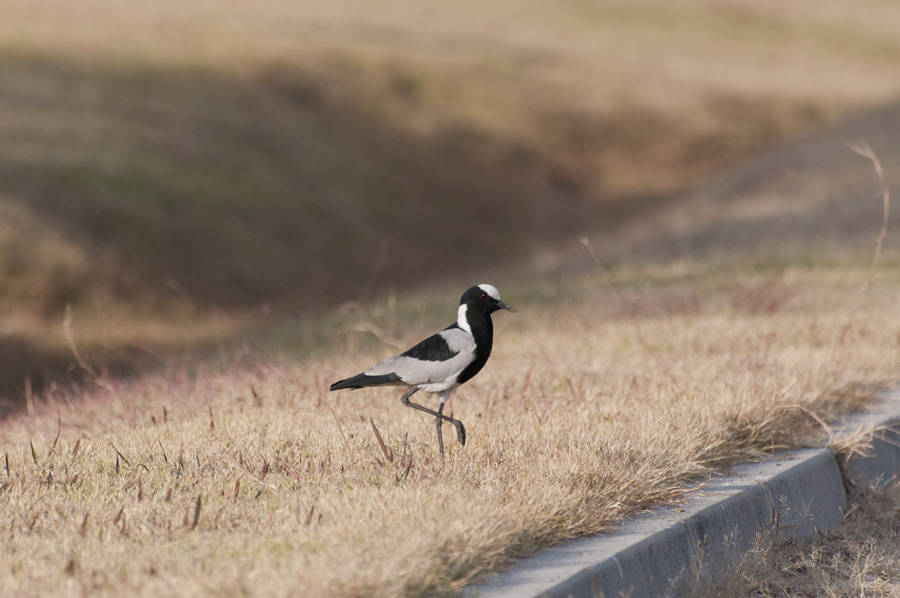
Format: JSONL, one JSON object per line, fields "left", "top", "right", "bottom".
{"left": 107, "top": 441, "right": 131, "bottom": 467}
{"left": 191, "top": 494, "right": 203, "bottom": 531}
{"left": 370, "top": 418, "right": 393, "bottom": 462}
{"left": 51, "top": 411, "right": 61, "bottom": 452}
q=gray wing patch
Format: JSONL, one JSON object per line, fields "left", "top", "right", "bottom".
{"left": 365, "top": 329, "right": 476, "bottom": 387}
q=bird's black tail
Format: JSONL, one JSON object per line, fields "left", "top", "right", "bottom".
{"left": 330, "top": 372, "right": 402, "bottom": 391}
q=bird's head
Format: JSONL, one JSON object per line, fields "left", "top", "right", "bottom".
{"left": 460, "top": 284, "right": 517, "bottom": 314}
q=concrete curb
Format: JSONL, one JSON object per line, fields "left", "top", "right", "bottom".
{"left": 467, "top": 390, "right": 900, "bottom": 598}
{"left": 837, "top": 396, "right": 900, "bottom": 490}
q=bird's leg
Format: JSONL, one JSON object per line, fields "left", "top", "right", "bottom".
{"left": 437, "top": 395, "right": 466, "bottom": 447}
{"left": 399, "top": 388, "right": 467, "bottom": 458}
{"left": 434, "top": 413, "right": 445, "bottom": 460}
{"left": 399, "top": 388, "right": 445, "bottom": 458}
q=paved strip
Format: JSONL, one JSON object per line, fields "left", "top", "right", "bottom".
{"left": 467, "top": 390, "right": 900, "bottom": 598}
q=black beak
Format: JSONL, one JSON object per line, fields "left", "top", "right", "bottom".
{"left": 496, "top": 300, "right": 517, "bottom": 314}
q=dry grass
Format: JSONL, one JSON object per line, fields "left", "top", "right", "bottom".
{"left": 3, "top": 0, "right": 900, "bottom": 402}
{"left": 2, "top": 3, "right": 898, "bottom": 593}
{"left": 2, "top": 262, "right": 900, "bottom": 597}
{"left": 3, "top": 0, "right": 900, "bottom": 313}
{"left": 698, "top": 482, "right": 900, "bottom": 597}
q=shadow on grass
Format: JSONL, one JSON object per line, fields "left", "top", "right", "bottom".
{"left": 0, "top": 52, "right": 599, "bottom": 317}
{"left": 0, "top": 335, "right": 89, "bottom": 415}
{"left": 0, "top": 330, "right": 246, "bottom": 418}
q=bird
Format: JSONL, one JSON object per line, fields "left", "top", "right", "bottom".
{"left": 330, "top": 284, "right": 516, "bottom": 458}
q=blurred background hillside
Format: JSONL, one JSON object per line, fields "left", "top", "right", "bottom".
{"left": 2, "top": 0, "right": 900, "bottom": 404}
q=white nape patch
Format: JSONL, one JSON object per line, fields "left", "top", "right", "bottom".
{"left": 457, "top": 304, "right": 472, "bottom": 333}
{"left": 478, "top": 283, "right": 501, "bottom": 301}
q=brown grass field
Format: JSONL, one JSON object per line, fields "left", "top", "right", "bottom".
{"left": 4, "top": 263, "right": 900, "bottom": 597}
{"left": 3, "top": 0, "right": 900, "bottom": 596}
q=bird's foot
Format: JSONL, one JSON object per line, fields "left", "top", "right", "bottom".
{"left": 455, "top": 421, "right": 466, "bottom": 446}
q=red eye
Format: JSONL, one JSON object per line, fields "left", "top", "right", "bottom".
{"left": 480, "top": 293, "right": 488, "bottom": 300}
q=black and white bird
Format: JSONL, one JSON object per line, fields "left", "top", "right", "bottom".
{"left": 330, "top": 284, "right": 516, "bottom": 458}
